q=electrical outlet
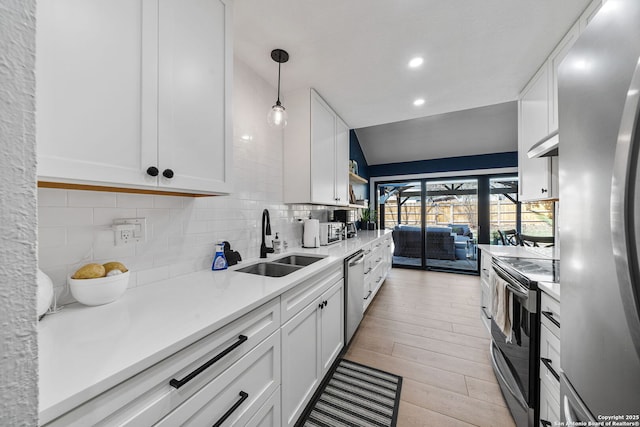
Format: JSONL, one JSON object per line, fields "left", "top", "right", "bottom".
{"left": 113, "top": 218, "right": 147, "bottom": 246}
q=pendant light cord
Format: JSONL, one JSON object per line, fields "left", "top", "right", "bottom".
{"left": 276, "top": 58, "right": 282, "bottom": 106}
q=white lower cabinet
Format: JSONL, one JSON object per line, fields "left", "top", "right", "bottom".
{"left": 479, "top": 250, "right": 493, "bottom": 332}
{"left": 44, "top": 298, "right": 280, "bottom": 427}
{"left": 281, "top": 295, "right": 321, "bottom": 427}
{"left": 281, "top": 279, "right": 344, "bottom": 427}
{"left": 539, "top": 380, "right": 561, "bottom": 427}
{"left": 363, "top": 235, "right": 392, "bottom": 312}
{"left": 246, "top": 388, "right": 281, "bottom": 427}
{"left": 155, "top": 331, "right": 281, "bottom": 426}
{"left": 539, "top": 290, "right": 561, "bottom": 426}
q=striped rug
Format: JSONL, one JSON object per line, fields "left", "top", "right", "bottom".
{"left": 299, "top": 359, "right": 402, "bottom": 427}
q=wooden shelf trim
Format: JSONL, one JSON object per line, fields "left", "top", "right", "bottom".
{"left": 349, "top": 171, "right": 368, "bottom": 184}
{"left": 38, "top": 181, "right": 218, "bottom": 197}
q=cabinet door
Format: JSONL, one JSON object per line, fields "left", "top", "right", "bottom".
{"left": 549, "top": 22, "right": 580, "bottom": 133}
{"left": 281, "top": 300, "right": 321, "bottom": 427}
{"left": 519, "top": 65, "right": 552, "bottom": 200}
{"left": 335, "top": 117, "right": 350, "bottom": 206}
{"left": 36, "top": 0, "right": 157, "bottom": 187}
{"left": 580, "top": 0, "right": 605, "bottom": 31}
{"left": 310, "top": 92, "right": 337, "bottom": 205}
{"left": 246, "top": 388, "right": 281, "bottom": 427}
{"left": 155, "top": 331, "right": 280, "bottom": 427}
{"left": 539, "top": 380, "right": 561, "bottom": 427}
{"left": 157, "top": 0, "right": 232, "bottom": 194}
{"left": 320, "top": 281, "right": 344, "bottom": 374}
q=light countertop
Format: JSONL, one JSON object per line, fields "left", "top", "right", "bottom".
{"left": 478, "top": 244, "right": 560, "bottom": 300}
{"left": 38, "top": 230, "right": 390, "bottom": 424}
{"left": 477, "top": 244, "right": 560, "bottom": 260}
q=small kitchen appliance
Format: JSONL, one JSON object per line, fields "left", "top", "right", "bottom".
{"left": 344, "top": 222, "right": 357, "bottom": 238}
{"left": 303, "top": 219, "right": 320, "bottom": 248}
{"left": 319, "top": 222, "right": 343, "bottom": 246}
{"left": 333, "top": 209, "right": 358, "bottom": 238}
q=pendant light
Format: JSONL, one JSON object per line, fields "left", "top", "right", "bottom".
{"left": 267, "top": 49, "right": 289, "bottom": 129}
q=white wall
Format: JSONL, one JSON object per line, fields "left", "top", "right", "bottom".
{"left": 38, "top": 58, "right": 329, "bottom": 304}
{"left": 0, "top": 0, "right": 39, "bottom": 424}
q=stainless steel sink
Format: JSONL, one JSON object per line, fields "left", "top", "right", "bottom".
{"left": 272, "top": 254, "right": 325, "bottom": 267}
{"left": 236, "top": 262, "right": 302, "bottom": 277}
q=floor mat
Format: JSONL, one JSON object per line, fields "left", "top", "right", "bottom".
{"left": 298, "top": 359, "right": 402, "bottom": 427}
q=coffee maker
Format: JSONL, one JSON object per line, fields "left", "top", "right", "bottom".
{"left": 332, "top": 209, "right": 357, "bottom": 238}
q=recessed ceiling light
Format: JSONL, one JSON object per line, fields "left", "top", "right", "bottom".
{"left": 628, "top": 89, "right": 639, "bottom": 97}
{"left": 408, "top": 57, "right": 424, "bottom": 68}
{"left": 240, "top": 134, "right": 253, "bottom": 141}
{"left": 413, "top": 98, "right": 425, "bottom": 106}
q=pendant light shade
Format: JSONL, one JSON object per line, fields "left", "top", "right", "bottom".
{"left": 268, "top": 49, "right": 289, "bottom": 129}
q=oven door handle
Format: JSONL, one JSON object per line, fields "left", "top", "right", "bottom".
{"left": 493, "top": 265, "right": 529, "bottom": 299}
{"left": 505, "top": 282, "right": 528, "bottom": 299}
{"left": 490, "top": 341, "right": 528, "bottom": 409}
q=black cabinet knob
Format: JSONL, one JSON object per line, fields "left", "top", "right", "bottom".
{"left": 541, "top": 188, "right": 548, "bottom": 193}
{"left": 162, "top": 169, "right": 174, "bottom": 179}
{"left": 146, "top": 166, "right": 159, "bottom": 177}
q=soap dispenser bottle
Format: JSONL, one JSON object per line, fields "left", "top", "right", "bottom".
{"left": 273, "top": 232, "right": 282, "bottom": 254}
{"left": 212, "top": 242, "right": 228, "bottom": 271}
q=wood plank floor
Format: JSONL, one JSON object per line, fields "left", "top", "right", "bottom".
{"left": 344, "top": 268, "right": 515, "bottom": 427}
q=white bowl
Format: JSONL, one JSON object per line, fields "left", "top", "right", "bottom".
{"left": 69, "top": 271, "right": 130, "bottom": 306}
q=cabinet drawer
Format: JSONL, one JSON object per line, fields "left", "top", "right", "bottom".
{"left": 370, "top": 263, "right": 385, "bottom": 295}
{"left": 540, "top": 323, "right": 561, "bottom": 396}
{"left": 480, "top": 251, "right": 492, "bottom": 281}
{"left": 539, "top": 379, "right": 560, "bottom": 427}
{"left": 45, "top": 298, "right": 280, "bottom": 426}
{"left": 480, "top": 280, "right": 492, "bottom": 332}
{"left": 246, "top": 387, "right": 280, "bottom": 427}
{"left": 540, "top": 291, "right": 561, "bottom": 337}
{"left": 156, "top": 331, "right": 281, "bottom": 426}
{"left": 280, "top": 263, "right": 342, "bottom": 324}
{"left": 361, "top": 243, "right": 372, "bottom": 257}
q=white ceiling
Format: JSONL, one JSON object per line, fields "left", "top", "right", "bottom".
{"left": 234, "top": 0, "right": 592, "bottom": 162}
{"left": 355, "top": 101, "right": 517, "bottom": 165}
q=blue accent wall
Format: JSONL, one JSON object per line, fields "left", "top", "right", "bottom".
{"left": 368, "top": 151, "right": 518, "bottom": 178}
{"left": 349, "top": 130, "right": 369, "bottom": 180}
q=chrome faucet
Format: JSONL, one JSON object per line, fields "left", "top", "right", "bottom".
{"left": 260, "top": 209, "right": 274, "bottom": 258}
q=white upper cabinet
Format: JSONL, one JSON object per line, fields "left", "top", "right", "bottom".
{"left": 518, "top": 64, "right": 553, "bottom": 200}
{"left": 518, "top": 0, "right": 604, "bottom": 201}
{"left": 548, "top": 22, "right": 580, "bottom": 134}
{"left": 284, "top": 89, "right": 350, "bottom": 206}
{"left": 310, "top": 93, "right": 338, "bottom": 205}
{"left": 335, "top": 117, "right": 350, "bottom": 205}
{"left": 36, "top": 0, "right": 232, "bottom": 195}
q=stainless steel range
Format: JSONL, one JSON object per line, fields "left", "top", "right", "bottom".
{"left": 490, "top": 256, "right": 559, "bottom": 427}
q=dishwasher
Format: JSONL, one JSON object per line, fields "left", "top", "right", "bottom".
{"left": 344, "top": 250, "right": 365, "bottom": 345}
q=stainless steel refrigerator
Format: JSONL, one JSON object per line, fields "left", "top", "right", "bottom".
{"left": 559, "top": 0, "right": 640, "bottom": 420}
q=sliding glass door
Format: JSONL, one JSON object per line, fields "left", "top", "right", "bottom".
{"left": 378, "top": 178, "right": 479, "bottom": 273}
{"left": 379, "top": 181, "right": 423, "bottom": 267}
{"left": 425, "top": 179, "right": 478, "bottom": 272}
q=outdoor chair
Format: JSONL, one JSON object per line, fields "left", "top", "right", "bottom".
{"left": 520, "top": 234, "right": 554, "bottom": 247}
{"left": 498, "top": 229, "right": 521, "bottom": 246}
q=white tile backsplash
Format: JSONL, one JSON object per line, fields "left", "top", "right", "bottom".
{"left": 37, "top": 58, "right": 321, "bottom": 304}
